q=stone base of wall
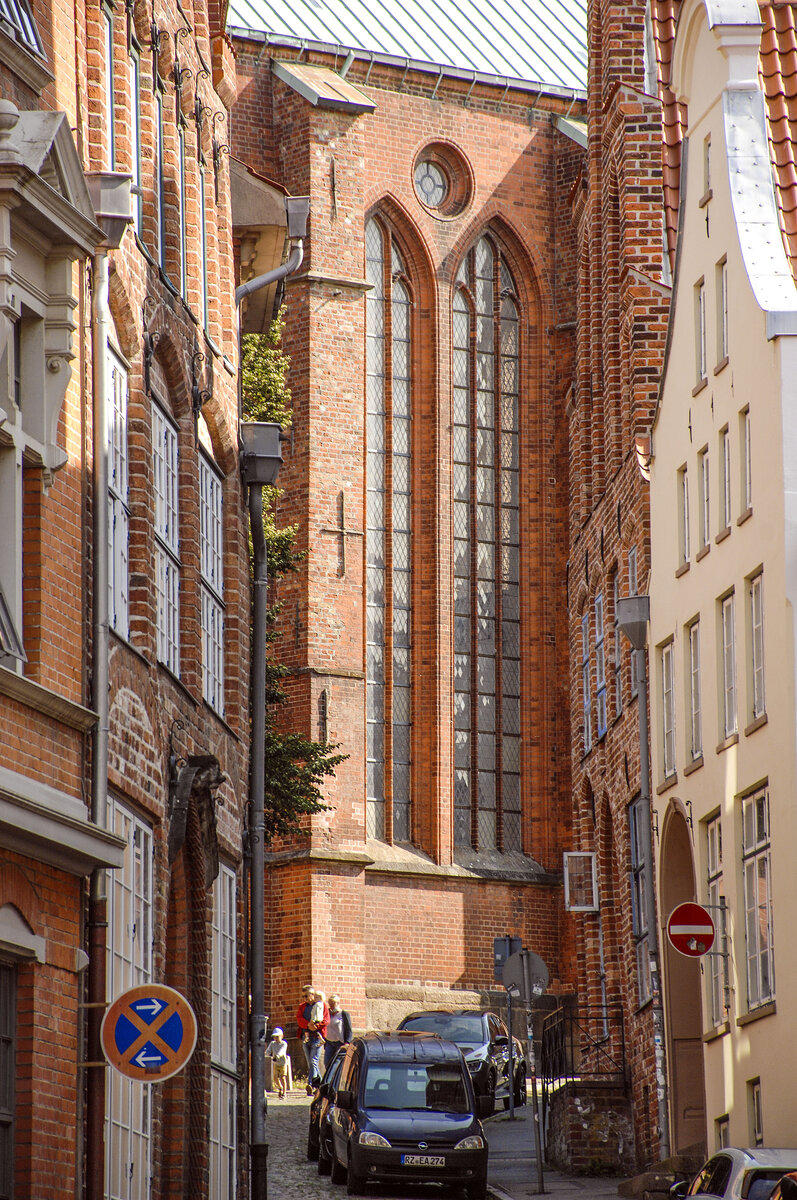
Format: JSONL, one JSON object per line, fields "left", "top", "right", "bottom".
{"left": 546, "top": 1080, "right": 635, "bottom": 1176}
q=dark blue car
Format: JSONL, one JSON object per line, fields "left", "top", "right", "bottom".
{"left": 329, "top": 1031, "right": 490, "bottom": 1198}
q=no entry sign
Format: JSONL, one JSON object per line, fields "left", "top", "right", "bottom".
{"left": 667, "top": 902, "right": 715, "bottom": 958}
{"left": 101, "top": 983, "right": 197, "bottom": 1082}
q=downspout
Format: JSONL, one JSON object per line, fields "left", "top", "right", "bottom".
{"left": 238, "top": 200, "right": 308, "bottom": 1200}
{"left": 86, "top": 246, "right": 111, "bottom": 1200}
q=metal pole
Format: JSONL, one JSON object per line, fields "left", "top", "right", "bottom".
{"left": 507, "top": 987, "right": 515, "bottom": 1119}
{"left": 635, "top": 645, "right": 670, "bottom": 1161}
{"left": 249, "top": 484, "right": 268, "bottom": 1200}
{"left": 528, "top": 1023, "right": 545, "bottom": 1194}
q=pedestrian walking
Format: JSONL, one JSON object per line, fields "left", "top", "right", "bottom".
{"left": 324, "top": 993, "right": 352, "bottom": 1069}
{"left": 266, "top": 1026, "right": 288, "bottom": 1098}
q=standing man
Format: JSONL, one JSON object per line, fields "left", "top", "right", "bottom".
{"left": 324, "top": 993, "right": 352, "bottom": 1070}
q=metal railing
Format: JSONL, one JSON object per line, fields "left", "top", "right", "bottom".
{"left": 539, "top": 1003, "right": 627, "bottom": 1093}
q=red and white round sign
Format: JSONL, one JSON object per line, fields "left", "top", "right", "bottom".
{"left": 667, "top": 902, "right": 715, "bottom": 958}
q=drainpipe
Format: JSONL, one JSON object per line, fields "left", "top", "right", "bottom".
{"left": 84, "top": 172, "right": 131, "bottom": 1200}
{"left": 238, "top": 195, "right": 309, "bottom": 1200}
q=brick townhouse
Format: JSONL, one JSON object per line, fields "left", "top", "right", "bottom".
{"left": 227, "top": 2, "right": 590, "bottom": 1043}
{"left": 562, "top": 0, "right": 673, "bottom": 1174}
{"left": 0, "top": 0, "right": 288, "bottom": 1194}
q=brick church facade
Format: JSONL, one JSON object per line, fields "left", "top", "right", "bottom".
{"left": 229, "top": 38, "right": 588, "bottom": 1031}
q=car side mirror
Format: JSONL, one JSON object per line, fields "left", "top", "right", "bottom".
{"left": 670, "top": 1182, "right": 689, "bottom": 1199}
{"left": 318, "top": 1083, "right": 329, "bottom": 1099}
{"left": 336, "top": 1089, "right": 355, "bottom": 1111}
{"left": 477, "top": 1096, "right": 494, "bottom": 1118}
{"left": 494, "top": 1034, "right": 508, "bottom": 1046}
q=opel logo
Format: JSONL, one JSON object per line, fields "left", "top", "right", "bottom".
{"left": 418, "top": 1142, "right": 428, "bottom": 1150}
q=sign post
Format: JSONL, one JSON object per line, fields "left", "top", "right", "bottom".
{"left": 666, "top": 902, "right": 715, "bottom": 958}
{"left": 101, "top": 983, "right": 198, "bottom": 1082}
{"left": 502, "top": 950, "right": 549, "bottom": 1194}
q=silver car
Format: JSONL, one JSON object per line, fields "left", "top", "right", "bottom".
{"left": 671, "top": 1148, "right": 797, "bottom": 1200}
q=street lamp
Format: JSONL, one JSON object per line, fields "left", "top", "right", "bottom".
{"left": 616, "top": 594, "right": 670, "bottom": 1161}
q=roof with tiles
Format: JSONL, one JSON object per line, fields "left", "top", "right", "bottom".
{"left": 653, "top": 0, "right": 797, "bottom": 282}
{"left": 226, "top": 0, "right": 588, "bottom": 93}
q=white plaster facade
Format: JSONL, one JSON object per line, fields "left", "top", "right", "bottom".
{"left": 649, "top": 0, "right": 797, "bottom": 1153}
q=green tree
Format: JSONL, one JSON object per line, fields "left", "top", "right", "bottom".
{"left": 242, "top": 313, "right": 346, "bottom": 842}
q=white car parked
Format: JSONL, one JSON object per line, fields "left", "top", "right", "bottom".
{"left": 671, "top": 1148, "right": 797, "bottom": 1200}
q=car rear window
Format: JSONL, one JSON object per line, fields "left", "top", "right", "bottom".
{"left": 400, "top": 1014, "right": 484, "bottom": 1043}
{"left": 364, "top": 1063, "right": 469, "bottom": 1113}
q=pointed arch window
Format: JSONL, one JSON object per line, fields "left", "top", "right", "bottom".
{"left": 365, "top": 217, "right": 412, "bottom": 843}
{"left": 453, "top": 236, "right": 521, "bottom": 852}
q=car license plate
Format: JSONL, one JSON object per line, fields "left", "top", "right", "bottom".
{"left": 401, "top": 1154, "right": 445, "bottom": 1167}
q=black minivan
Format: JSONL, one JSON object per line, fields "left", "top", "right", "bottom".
{"left": 329, "top": 1031, "right": 490, "bottom": 1198}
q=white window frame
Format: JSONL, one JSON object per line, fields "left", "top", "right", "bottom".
{"left": 716, "top": 258, "right": 728, "bottom": 364}
{"left": 200, "top": 451, "right": 224, "bottom": 714}
{"left": 629, "top": 797, "right": 652, "bottom": 1005}
{"left": 153, "top": 402, "right": 180, "bottom": 674}
{"left": 210, "top": 863, "right": 238, "bottom": 1196}
{"left": 750, "top": 572, "right": 765, "bottom": 721}
{"left": 720, "top": 426, "right": 731, "bottom": 532}
{"left": 155, "top": 88, "right": 165, "bottom": 267}
{"left": 200, "top": 166, "right": 209, "bottom": 331}
{"left": 178, "top": 125, "right": 187, "bottom": 300}
{"left": 108, "top": 346, "right": 129, "bottom": 638}
{"left": 563, "top": 852, "right": 599, "bottom": 912}
{"left": 661, "top": 639, "right": 675, "bottom": 777}
{"left": 706, "top": 813, "right": 724, "bottom": 1027}
{"left": 628, "top": 546, "right": 639, "bottom": 696}
{"left": 581, "top": 610, "right": 592, "bottom": 753}
{"left": 721, "top": 593, "right": 736, "bottom": 738}
{"left": 643, "top": 0, "right": 658, "bottom": 96}
{"left": 749, "top": 1078, "right": 764, "bottom": 1148}
{"left": 106, "top": 797, "right": 154, "bottom": 1200}
{"left": 595, "top": 593, "right": 607, "bottom": 738}
{"left": 695, "top": 279, "right": 707, "bottom": 384}
{"left": 130, "top": 44, "right": 143, "bottom": 235}
{"left": 699, "top": 448, "right": 710, "bottom": 549}
{"left": 689, "top": 619, "right": 702, "bottom": 761}
{"left": 678, "top": 465, "right": 690, "bottom": 565}
{"left": 741, "top": 407, "right": 752, "bottom": 512}
{"left": 613, "top": 571, "right": 622, "bottom": 716}
{"left": 742, "top": 789, "right": 774, "bottom": 1010}
{"left": 0, "top": 0, "right": 44, "bottom": 55}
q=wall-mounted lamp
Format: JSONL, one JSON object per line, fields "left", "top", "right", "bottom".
{"left": 240, "top": 421, "right": 284, "bottom": 487}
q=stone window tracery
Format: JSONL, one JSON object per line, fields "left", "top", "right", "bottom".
{"left": 365, "top": 216, "right": 413, "bottom": 843}
{"left": 453, "top": 235, "right": 521, "bottom": 852}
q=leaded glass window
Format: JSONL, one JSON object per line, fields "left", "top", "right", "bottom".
{"left": 453, "top": 236, "right": 521, "bottom": 852}
{"left": 365, "top": 217, "right": 413, "bottom": 843}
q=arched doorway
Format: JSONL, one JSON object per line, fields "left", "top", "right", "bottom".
{"left": 659, "top": 804, "right": 707, "bottom": 1155}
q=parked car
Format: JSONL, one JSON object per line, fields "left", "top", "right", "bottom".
{"left": 670, "top": 1148, "right": 797, "bottom": 1199}
{"left": 307, "top": 1046, "right": 346, "bottom": 1171}
{"left": 329, "top": 1031, "right": 490, "bottom": 1198}
{"left": 396, "top": 1008, "right": 526, "bottom": 1114}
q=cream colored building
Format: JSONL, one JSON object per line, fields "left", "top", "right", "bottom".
{"left": 649, "top": 0, "right": 797, "bottom": 1156}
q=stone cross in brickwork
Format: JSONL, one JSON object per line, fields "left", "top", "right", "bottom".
{"left": 321, "top": 490, "right": 364, "bottom": 576}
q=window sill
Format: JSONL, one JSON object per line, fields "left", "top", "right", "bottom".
{"left": 737, "top": 506, "right": 753, "bottom": 527}
{"left": 713, "top": 355, "right": 729, "bottom": 376}
{"left": 703, "top": 1021, "right": 729, "bottom": 1043}
{"left": 657, "top": 772, "right": 678, "bottom": 796}
{"left": 715, "top": 732, "right": 739, "bottom": 754}
{"left": 696, "top": 544, "right": 711, "bottom": 562}
{"left": 699, "top": 187, "right": 713, "bottom": 209}
{"left": 684, "top": 756, "right": 704, "bottom": 777}
{"left": 692, "top": 377, "right": 708, "bottom": 397}
{"left": 715, "top": 526, "right": 731, "bottom": 544}
{"left": 744, "top": 712, "right": 768, "bottom": 737}
{"left": 736, "top": 1000, "right": 776, "bottom": 1028}
{"left": 675, "top": 561, "right": 690, "bottom": 578}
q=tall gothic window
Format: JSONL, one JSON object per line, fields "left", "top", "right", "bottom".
{"left": 365, "top": 217, "right": 412, "bottom": 843}
{"left": 453, "top": 236, "right": 521, "bottom": 852}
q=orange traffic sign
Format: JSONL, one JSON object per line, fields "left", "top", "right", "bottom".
{"left": 101, "top": 984, "right": 197, "bottom": 1082}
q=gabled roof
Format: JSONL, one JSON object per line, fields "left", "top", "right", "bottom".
{"left": 653, "top": 0, "right": 797, "bottom": 285}
{"left": 227, "top": 0, "right": 587, "bottom": 92}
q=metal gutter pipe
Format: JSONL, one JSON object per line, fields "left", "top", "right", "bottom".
{"left": 87, "top": 246, "right": 111, "bottom": 1200}
{"left": 238, "top": 204, "right": 307, "bottom": 1200}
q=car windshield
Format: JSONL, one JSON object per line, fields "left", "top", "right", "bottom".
{"left": 364, "top": 1063, "right": 470, "bottom": 1113}
{"left": 400, "top": 1014, "right": 485, "bottom": 1044}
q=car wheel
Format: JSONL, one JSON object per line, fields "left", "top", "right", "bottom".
{"left": 330, "top": 1147, "right": 347, "bottom": 1184}
{"left": 466, "top": 1177, "right": 487, "bottom": 1200}
{"left": 317, "top": 1134, "right": 332, "bottom": 1175}
{"left": 346, "top": 1152, "right": 366, "bottom": 1196}
{"left": 514, "top": 1068, "right": 527, "bottom": 1107}
{"left": 483, "top": 1070, "right": 496, "bottom": 1116}
{"left": 307, "top": 1126, "right": 319, "bottom": 1161}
